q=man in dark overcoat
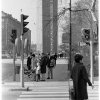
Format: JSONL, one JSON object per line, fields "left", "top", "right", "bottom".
{"left": 47, "top": 54, "right": 56, "bottom": 79}
{"left": 40, "top": 53, "right": 48, "bottom": 81}
{"left": 71, "top": 54, "right": 93, "bottom": 100}
{"left": 27, "top": 53, "right": 32, "bottom": 70}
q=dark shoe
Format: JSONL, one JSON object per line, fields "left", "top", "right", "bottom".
{"left": 47, "top": 77, "right": 50, "bottom": 79}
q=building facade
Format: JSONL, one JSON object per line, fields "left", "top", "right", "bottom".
{"left": 42, "top": 0, "right": 58, "bottom": 54}
{"left": 36, "top": 0, "right": 42, "bottom": 53}
{"left": 2, "top": 11, "right": 21, "bottom": 53}
{"left": 37, "top": 0, "right": 58, "bottom": 54}
{"left": 2, "top": 11, "right": 31, "bottom": 54}
{"left": 42, "top": 0, "right": 50, "bottom": 54}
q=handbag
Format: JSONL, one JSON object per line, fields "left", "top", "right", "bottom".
{"left": 69, "top": 87, "right": 75, "bottom": 100}
{"left": 68, "top": 79, "right": 75, "bottom": 100}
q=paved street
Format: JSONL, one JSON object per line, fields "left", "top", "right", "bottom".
{"left": 2, "top": 58, "right": 68, "bottom": 82}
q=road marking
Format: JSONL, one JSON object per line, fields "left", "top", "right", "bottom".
{"left": 17, "top": 81, "right": 99, "bottom": 100}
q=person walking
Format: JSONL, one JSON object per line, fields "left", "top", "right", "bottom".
{"left": 47, "top": 55, "right": 56, "bottom": 79}
{"left": 71, "top": 54, "right": 94, "bottom": 100}
{"left": 27, "top": 53, "right": 32, "bottom": 70}
{"left": 26, "top": 52, "right": 32, "bottom": 77}
{"left": 40, "top": 53, "right": 47, "bottom": 81}
{"left": 31, "top": 54, "right": 38, "bottom": 81}
{"left": 54, "top": 53, "right": 57, "bottom": 65}
{"left": 35, "top": 60, "right": 41, "bottom": 82}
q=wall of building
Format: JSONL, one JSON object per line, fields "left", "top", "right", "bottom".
{"left": 53, "top": 0, "right": 58, "bottom": 53}
{"left": 42, "top": 0, "right": 51, "bottom": 54}
{"left": 2, "top": 11, "right": 31, "bottom": 54}
{"left": 2, "top": 13, "right": 8, "bottom": 50}
{"left": 2, "top": 11, "right": 21, "bottom": 52}
{"left": 42, "top": 0, "right": 58, "bottom": 54}
{"left": 36, "top": 0, "right": 42, "bottom": 53}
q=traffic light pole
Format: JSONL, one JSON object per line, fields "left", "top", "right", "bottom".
{"left": 13, "top": 44, "right": 16, "bottom": 81}
{"left": 20, "top": 36, "right": 24, "bottom": 87}
{"left": 90, "top": 40, "right": 94, "bottom": 83}
{"left": 88, "top": 10, "right": 95, "bottom": 84}
{"left": 21, "top": 14, "right": 24, "bottom": 87}
{"left": 68, "top": 0, "right": 72, "bottom": 100}
{"left": 20, "top": 13, "right": 29, "bottom": 87}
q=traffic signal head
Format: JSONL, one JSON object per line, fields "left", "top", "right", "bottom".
{"left": 10, "top": 29, "right": 17, "bottom": 44}
{"left": 84, "top": 29, "right": 90, "bottom": 40}
{"left": 82, "top": 28, "right": 90, "bottom": 41}
{"left": 21, "top": 14, "right": 29, "bottom": 35}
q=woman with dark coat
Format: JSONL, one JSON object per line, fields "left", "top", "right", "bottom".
{"left": 71, "top": 54, "right": 93, "bottom": 100}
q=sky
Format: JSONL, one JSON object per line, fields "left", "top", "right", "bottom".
{"left": 2, "top": 0, "right": 37, "bottom": 44}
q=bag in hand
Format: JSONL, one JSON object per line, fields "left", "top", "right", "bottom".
{"left": 69, "top": 87, "right": 75, "bottom": 100}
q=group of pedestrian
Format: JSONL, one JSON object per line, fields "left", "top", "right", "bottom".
{"left": 26, "top": 52, "right": 57, "bottom": 81}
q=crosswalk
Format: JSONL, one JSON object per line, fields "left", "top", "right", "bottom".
{"left": 17, "top": 81, "right": 99, "bottom": 100}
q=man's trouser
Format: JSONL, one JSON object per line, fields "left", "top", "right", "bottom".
{"left": 48, "top": 67, "right": 53, "bottom": 79}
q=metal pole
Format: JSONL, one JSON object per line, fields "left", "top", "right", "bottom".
{"left": 68, "top": 0, "right": 72, "bottom": 100}
{"left": 90, "top": 40, "right": 93, "bottom": 83}
{"left": 89, "top": 10, "right": 95, "bottom": 84}
{"left": 20, "top": 14, "right": 24, "bottom": 87}
{"left": 69, "top": 0, "right": 72, "bottom": 72}
{"left": 13, "top": 44, "right": 16, "bottom": 81}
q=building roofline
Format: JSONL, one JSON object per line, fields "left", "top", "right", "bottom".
{"left": 2, "top": 11, "right": 20, "bottom": 24}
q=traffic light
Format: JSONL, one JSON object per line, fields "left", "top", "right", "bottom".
{"left": 21, "top": 14, "right": 29, "bottom": 35}
{"left": 81, "top": 28, "right": 90, "bottom": 45}
{"left": 10, "top": 29, "right": 17, "bottom": 44}
{"left": 84, "top": 29, "right": 90, "bottom": 41}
